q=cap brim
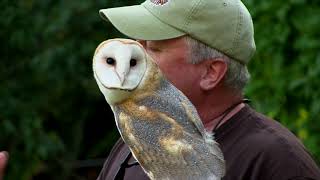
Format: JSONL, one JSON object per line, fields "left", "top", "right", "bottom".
{"left": 99, "top": 5, "right": 186, "bottom": 40}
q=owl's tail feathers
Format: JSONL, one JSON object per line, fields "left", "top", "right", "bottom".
{"left": 204, "top": 131, "right": 225, "bottom": 162}
{"left": 181, "top": 136, "right": 225, "bottom": 178}
{"left": 200, "top": 131, "right": 226, "bottom": 178}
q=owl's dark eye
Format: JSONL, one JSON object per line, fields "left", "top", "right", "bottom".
{"left": 106, "top": 58, "right": 115, "bottom": 65}
{"left": 130, "top": 59, "right": 137, "bottom": 67}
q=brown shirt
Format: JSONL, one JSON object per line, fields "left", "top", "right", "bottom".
{"left": 97, "top": 105, "right": 320, "bottom": 180}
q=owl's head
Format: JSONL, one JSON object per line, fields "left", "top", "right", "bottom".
{"left": 93, "top": 39, "right": 148, "bottom": 105}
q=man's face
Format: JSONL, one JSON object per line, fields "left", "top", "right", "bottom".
{"left": 139, "top": 37, "right": 203, "bottom": 105}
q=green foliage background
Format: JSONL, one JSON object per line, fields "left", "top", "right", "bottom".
{"left": 1, "top": 0, "right": 319, "bottom": 179}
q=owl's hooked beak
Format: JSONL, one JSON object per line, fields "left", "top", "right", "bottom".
{"left": 118, "top": 72, "right": 127, "bottom": 86}
{"left": 116, "top": 67, "right": 129, "bottom": 86}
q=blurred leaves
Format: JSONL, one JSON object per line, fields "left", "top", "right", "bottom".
{"left": 1, "top": 0, "right": 319, "bottom": 179}
{"left": 245, "top": 0, "right": 320, "bottom": 164}
{"left": 1, "top": 0, "right": 140, "bottom": 179}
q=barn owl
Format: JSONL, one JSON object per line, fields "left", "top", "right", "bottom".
{"left": 93, "top": 39, "right": 225, "bottom": 180}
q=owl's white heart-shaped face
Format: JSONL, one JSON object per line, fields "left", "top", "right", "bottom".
{"left": 93, "top": 40, "right": 147, "bottom": 104}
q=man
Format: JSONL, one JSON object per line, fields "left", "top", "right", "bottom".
{"left": 96, "top": 0, "right": 320, "bottom": 179}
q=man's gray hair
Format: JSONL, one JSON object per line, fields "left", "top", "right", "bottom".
{"left": 185, "top": 36, "right": 250, "bottom": 91}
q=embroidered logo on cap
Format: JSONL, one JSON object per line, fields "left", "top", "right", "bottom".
{"left": 150, "top": 0, "right": 170, "bottom": 6}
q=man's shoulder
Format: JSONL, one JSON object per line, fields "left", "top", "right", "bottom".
{"left": 239, "top": 108, "right": 309, "bottom": 158}
{"left": 96, "top": 138, "right": 129, "bottom": 180}
{"left": 225, "top": 107, "right": 320, "bottom": 179}
{"left": 219, "top": 106, "right": 320, "bottom": 180}
{"left": 97, "top": 138, "right": 149, "bottom": 180}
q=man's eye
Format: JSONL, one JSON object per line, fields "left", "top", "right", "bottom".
{"left": 148, "top": 47, "right": 161, "bottom": 52}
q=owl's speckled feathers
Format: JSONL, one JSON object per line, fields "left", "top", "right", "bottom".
{"left": 93, "top": 39, "right": 225, "bottom": 180}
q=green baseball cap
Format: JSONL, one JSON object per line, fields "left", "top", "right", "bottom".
{"left": 99, "top": 0, "right": 256, "bottom": 64}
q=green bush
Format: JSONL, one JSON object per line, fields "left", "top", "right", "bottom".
{"left": 1, "top": 0, "right": 319, "bottom": 179}
{"left": 245, "top": 0, "right": 320, "bottom": 163}
{"left": 1, "top": 0, "right": 140, "bottom": 179}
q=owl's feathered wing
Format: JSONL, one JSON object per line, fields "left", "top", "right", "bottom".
{"left": 149, "top": 81, "right": 224, "bottom": 179}
{"left": 113, "top": 71, "right": 225, "bottom": 180}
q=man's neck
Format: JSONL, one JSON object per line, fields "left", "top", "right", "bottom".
{"left": 195, "top": 89, "right": 245, "bottom": 132}
{"left": 203, "top": 103, "right": 245, "bottom": 132}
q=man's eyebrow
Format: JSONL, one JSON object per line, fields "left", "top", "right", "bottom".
{"left": 148, "top": 41, "right": 166, "bottom": 49}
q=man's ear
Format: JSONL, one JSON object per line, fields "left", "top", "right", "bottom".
{"left": 199, "top": 59, "right": 228, "bottom": 91}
